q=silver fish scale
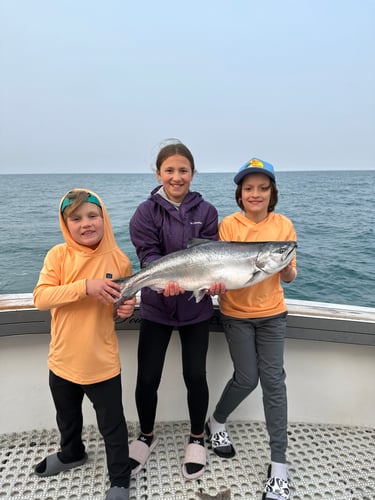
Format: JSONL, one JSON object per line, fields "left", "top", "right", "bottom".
{"left": 116, "top": 241, "right": 296, "bottom": 305}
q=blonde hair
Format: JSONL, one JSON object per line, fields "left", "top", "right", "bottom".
{"left": 61, "top": 190, "right": 102, "bottom": 222}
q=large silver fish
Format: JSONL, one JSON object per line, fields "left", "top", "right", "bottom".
{"left": 114, "top": 239, "right": 297, "bottom": 310}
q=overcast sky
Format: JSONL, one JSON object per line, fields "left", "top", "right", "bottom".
{"left": 1, "top": 0, "right": 374, "bottom": 174}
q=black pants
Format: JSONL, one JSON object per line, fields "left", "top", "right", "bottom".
{"left": 49, "top": 371, "right": 130, "bottom": 488}
{"left": 135, "top": 319, "right": 210, "bottom": 436}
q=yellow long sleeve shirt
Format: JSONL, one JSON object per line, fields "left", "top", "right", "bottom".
{"left": 33, "top": 189, "right": 132, "bottom": 385}
{"left": 218, "top": 211, "right": 297, "bottom": 319}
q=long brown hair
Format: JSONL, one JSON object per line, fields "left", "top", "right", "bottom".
{"left": 156, "top": 141, "right": 195, "bottom": 173}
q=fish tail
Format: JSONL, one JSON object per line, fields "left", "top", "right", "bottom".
{"left": 113, "top": 291, "right": 134, "bottom": 322}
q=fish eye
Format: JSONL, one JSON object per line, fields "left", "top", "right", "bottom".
{"left": 277, "top": 245, "right": 290, "bottom": 254}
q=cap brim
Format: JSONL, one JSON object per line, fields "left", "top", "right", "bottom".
{"left": 234, "top": 167, "right": 275, "bottom": 185}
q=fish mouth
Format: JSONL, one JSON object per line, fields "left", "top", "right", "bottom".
{"left": 286, "top": 242, "right": 297, "bottom": 257}
{"left": 256, "top": 242, "right": 297, "bottom": 273}
{"left": 281, "top": 242, "right": 297, "bottom": 263}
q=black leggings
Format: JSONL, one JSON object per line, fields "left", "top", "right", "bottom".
{"left": 135, "top": 319, "right": 210, "bottom": 436}
{"left": 49, "top": 371, "right": 130, "bottom": 488}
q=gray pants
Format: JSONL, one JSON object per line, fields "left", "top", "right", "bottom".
{"left": 214, "top": 313, "right": 288, "bottom": 463}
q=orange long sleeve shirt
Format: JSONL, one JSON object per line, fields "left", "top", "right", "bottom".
{"left": 33, "top": 190, "right": 132, "bottom": 385}
{"left": 218, "top": 211, "right": 297, "bottom": 319}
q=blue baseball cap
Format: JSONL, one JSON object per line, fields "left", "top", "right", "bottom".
{"left": 234, "top": 158, "right": 276, "bottom": 185}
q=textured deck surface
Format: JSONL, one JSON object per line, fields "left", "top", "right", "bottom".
{"left": 1, "top": 421, "right": 374, "bottom": 500}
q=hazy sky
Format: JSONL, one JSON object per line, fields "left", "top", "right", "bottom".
{"left": 1, "top": 0, "right": 374, "bottom": 173}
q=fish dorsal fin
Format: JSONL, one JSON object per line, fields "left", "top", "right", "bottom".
{"left": 187, "top": 238, "right": 213, "bottom": 248}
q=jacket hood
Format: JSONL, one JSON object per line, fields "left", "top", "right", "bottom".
{"left": 232, "top": 211, "right": 275, "bottom": 227}
{"left": 59, "top": 188, "right": 118, "bottom": 255}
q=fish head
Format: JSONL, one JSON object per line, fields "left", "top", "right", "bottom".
{"left": 255, "top": 241, "right": 297, "bottom": 274}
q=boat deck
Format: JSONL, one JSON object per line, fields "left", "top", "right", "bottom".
{"left": 1, "top": 420, "right": 374, "bottom": 500}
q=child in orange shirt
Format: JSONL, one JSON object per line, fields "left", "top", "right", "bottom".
{"left": 206, "top": 159, "right": 297, "bottom": 500}
{"left": 33, "top": 189, "right": 136, "bottom": 500}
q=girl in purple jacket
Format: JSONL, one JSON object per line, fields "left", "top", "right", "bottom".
{"left": 128, "top": 140, "right": 223, "bottom": 480}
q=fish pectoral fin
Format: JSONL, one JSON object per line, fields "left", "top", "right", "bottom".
{"left": 188, "top": 289, "right": 208, "bottom": 303}
{"left": 244, "top": 269, "right": 263, "bottom": 285}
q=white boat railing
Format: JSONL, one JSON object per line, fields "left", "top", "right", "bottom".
{"left": 1, "top": 293, "right": 375, "bottom": 433}
{"left": 1, "top": 293, "right": 375, "bottom": 345}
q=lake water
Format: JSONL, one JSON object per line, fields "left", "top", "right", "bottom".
{"left": 0, "top": 171, "right": 374, "bottom": 308}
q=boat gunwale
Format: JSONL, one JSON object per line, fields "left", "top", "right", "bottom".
{"left": 1, "top": 293, "right": 375, "bottom": 345}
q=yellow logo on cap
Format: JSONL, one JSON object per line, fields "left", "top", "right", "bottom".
{"left": 249, "top": 159, "right": 264, "bottom": 168}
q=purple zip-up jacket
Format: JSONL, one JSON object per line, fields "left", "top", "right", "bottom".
{"left": 129, "top": 187, "right": 219, "bottom": 326}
